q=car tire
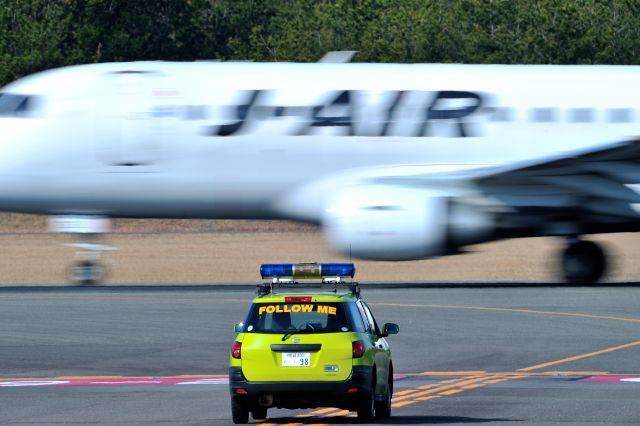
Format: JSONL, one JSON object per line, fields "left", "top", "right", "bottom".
{"left": 375, "top": 374, "right": 392, "bottom": 419}
{"left": 251, "top": 407, "right": 267, "bottom": 420}
{"left": 231, "top": 398, "right": 249, "bottom": 424}
{"left": 357, "top": 371, "right": 375, "bottom": 423}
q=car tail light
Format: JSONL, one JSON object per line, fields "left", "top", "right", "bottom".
{"left": 231, "top": 341, "right": 242, "bottom": 359}
{"left": 352, "top": 340, "right": 365, "bottom": 358}
{"left": 285, "top": 296, "right": 312, "bottom": 303}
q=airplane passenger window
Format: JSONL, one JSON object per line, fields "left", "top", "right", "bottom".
{"left": 185, "top": 105, "right": 209, "bottom": 120}
{"left": 530, "top": 108, "right": 556, "bottom": 122}
{"left": 490, "top": 107, "right": 514, "bottom": 122}
{"left": 0, "top": 93, "right": 36, "bottom": 117}
{"left": 607, "top": 108, "right": 633, "bottom": 123}
{"left": 568, "top": 108, "right": 594, "bottom": 123}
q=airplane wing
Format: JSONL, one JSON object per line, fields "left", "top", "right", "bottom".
{"left": 474, "top": 138, "right": 640, "bottom": 231}
{"left": 373, "top": 138, "right": 640, "bottom": 235}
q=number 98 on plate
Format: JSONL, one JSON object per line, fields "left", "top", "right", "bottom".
{"left": 282, "top": 352, "right": 311, "bottom": 367}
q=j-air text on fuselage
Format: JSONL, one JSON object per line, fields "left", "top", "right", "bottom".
{"left": 2, "top": 51, "right": 640, "bottom": 285}
{"left": 211, "top": 89, "right": 485, "bottom": 138}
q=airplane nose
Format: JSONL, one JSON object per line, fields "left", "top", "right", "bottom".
{"left": 0, "top": 118, "right": 30, "bottom": 167}
{"left": 0, "top": 118, "right": 38, "bottom": 204}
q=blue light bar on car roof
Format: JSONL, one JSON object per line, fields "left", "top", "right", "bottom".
{"left": 260, "top": 262, "right": 355, "bottom": 279}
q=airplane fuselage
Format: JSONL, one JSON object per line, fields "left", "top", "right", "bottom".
{"left": 1, "top": 62, "right": 639, "bottom": 222}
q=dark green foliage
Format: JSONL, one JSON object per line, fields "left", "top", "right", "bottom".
{"left": 1, "top": 0, "right": 639, "bottom": 86}
{"left": 0, "top": 0, "right": 71, "bottom": 85}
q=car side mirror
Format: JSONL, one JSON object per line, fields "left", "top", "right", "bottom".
{"left": 382, "top": 323, "right": 399, "bottom": 336}
{"left": 234, "top": 323, "right": 244, "bottom": 333}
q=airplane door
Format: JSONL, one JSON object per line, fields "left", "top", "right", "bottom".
{"left": 95, "top": 71, "right": 172, "bottom": 170}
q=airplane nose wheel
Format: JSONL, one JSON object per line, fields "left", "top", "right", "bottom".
{"left": 49, "top": 216, "right": 113, "bottom": 285}
{"left": 66, "top": 233, "right": 114, "bottom": 285}
{"left": 561, "top": 239, "right": 607, "bottom": 284}
{"left": 71, "top": 260, "right": 105, "bottom": 285}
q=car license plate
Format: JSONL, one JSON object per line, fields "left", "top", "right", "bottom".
{"left": 282, "top": 352, "right": 311, "bottom": 367}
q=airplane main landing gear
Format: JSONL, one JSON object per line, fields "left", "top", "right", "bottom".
{"left": 561, "top": 239, "right": 607, "bottom": 284}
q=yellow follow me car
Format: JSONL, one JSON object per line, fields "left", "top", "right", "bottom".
{"left": 229, "top": 263, "right": 399, "bottom": 423}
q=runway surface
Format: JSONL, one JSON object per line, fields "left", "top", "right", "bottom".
{"left": 1, "top": 284, "right": 640, "bottom": 424}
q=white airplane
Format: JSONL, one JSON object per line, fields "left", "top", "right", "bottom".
{"left": 1, "top": 54, "right": 640, "bottom": 284}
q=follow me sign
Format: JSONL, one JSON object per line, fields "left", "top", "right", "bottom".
{"left": 258, "top": 304, "right": 337, "bottom": 315}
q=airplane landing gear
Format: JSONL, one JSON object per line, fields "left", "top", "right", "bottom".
{"left": 561, "top": 239, "right": 607, "bottom": 284}
{"left": 49, "top": 216, "right": 114, "bottom": 285}
{"left": 70, "top": 259, "right": 105, "bottom": 285}
{"left": 68, "top": 236, "right": 111, "bottom": 285}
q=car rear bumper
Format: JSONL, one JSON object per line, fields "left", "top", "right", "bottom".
{"left": 229, "top": 365, "right": 372, "bottom": 410}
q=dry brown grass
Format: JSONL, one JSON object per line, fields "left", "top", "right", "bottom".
{"left": 0, "top": 213, "right": 317, "bottom": 234}
{"left": 1, "top": 212, "right": 639, "bottom": 284}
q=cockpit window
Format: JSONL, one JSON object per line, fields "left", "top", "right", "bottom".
{"left": 0, "top": 93, "right": 38, "bottom": 117}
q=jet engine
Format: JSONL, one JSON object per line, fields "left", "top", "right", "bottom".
{"left": 322, "top": 185, "right": 493, "bottom": 260}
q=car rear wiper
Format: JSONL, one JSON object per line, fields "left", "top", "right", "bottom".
{"left": 281, "top": 329, "right": 316, "bottom": 341}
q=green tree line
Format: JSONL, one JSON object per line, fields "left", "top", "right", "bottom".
{"left": 1, "top": 0, "right": 639, "bottom": 86}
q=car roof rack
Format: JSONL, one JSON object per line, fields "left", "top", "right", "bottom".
{"left": 256, "top": 262, "right": 359, "bottom": 296}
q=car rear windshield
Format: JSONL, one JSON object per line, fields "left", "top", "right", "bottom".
{"left": 244, "top": 302, "right": 353, "bottom": 334}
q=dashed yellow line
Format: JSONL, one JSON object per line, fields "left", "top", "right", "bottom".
{"left": 417, "top": 384, "right": 435, "bottom": 389}
{"left": 482, "top": 377, "right": 512, "bottom": 384}
{"left": 326, "top": 410, "right": 352, "bottom": 417}
{"left": 414, "top": 395, "right": 441, "bottom": 402}
{"left": 395, "top": 388, "right": 419, "bottom": 396}
{"left": 393, "top": 383, "right": 464, "bottom": 402}
{"left": 392, "top": 386, "right": 448, "bottom": 402}
{"left": 305, "top": 408, "right": 335, "bottom": 415}
{"left": 460, "top": 384, "right": 483, "bottom": 390}
{"left": 392, "top": 400, "right": 418, "bottom": 407}
{"left": 439, "top": 388, "right": 464, "bottom": 396}
{"left": 391, "top": 375, "right": 496, "bottom": 407}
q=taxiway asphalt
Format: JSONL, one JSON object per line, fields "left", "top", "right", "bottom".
{"left": 1, "top": 284, "right": 640, "bottom": 424}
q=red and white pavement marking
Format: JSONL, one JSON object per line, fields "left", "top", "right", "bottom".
{"left": 580, "top": 375, "right": 640, "bottom": 383}
{"left": 0, "top": 376, "right": 228, "bottom": 387}
{"left": 0, "top": 374, "right": 407, "bottom": 388}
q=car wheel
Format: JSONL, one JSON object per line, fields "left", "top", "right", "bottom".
{"left": 231, "top": 398, "right": 249, "bottom": 424}
{"left": 251, "top": 407, "right": 267, "bottom": 420}
{"left": 375, "top": 376, "right": 392, "bottom": 419}
{"left": 357, "top": 371, "right": 375, "bottom": 422}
